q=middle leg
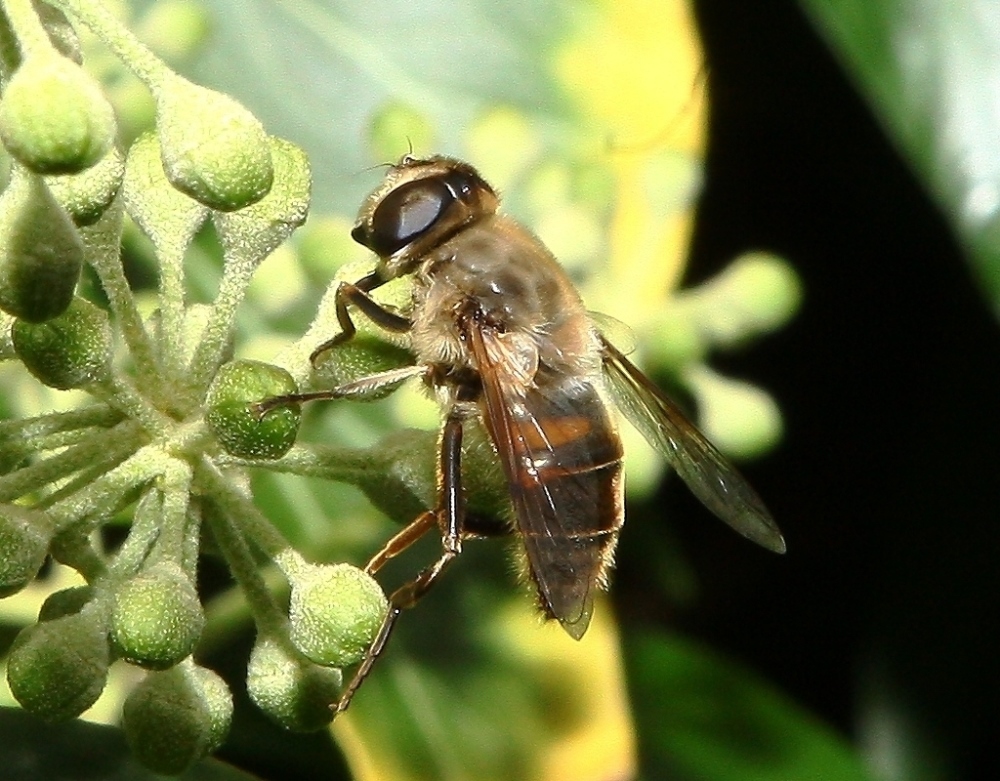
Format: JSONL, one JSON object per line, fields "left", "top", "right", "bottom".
{"left": 334, "top": 408, "right": 467, "bottom": 713}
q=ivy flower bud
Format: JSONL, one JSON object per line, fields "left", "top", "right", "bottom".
{"left": 683, "top": 252, "right": 802, "bottom": 349}
{"left": 315, "top": 334, "right": 414, "bottom": 401}
{"left": 0, "top": 170, "right": 83, "bottom": 322}
{"left": 123, "top": 132, "right": 208, "bottom": 247}
{"left": 123, "top": 663, "right": 232, "bottom": 775}
{"left": 347, "top": 428, "right": 436, "bottom": 526}
{"left": 288, "top": 563, "right": 387, "bottom": 668}
{"left": 12, "top": 296, "right": 112, "bottom": 389}
{"left": 206, "top": 360, "right": 300, "bottom": 460}
{"left": 156, "top": 76, "right": 273, "bottom": 211}
{"left": 6, "top": 607, "right": 111, "bottom": 722}
{"left": 46, "top": 146, "right": 125, "bottom": 227}
{"left": 0, "top": 504, "right": 55, "bottom": 597}
{"left": 246, "top": 636, "right": 342, "bottom": 732}
{"left": 0, "top": 54, "right": 116, "bottom": 174}
{"left": 111, "top": 561, "right": 205, "bottom": 670}
{"left": 213, "top": 137, "right": 311, "bottom": 264}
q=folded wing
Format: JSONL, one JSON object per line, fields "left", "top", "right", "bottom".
{"left": 466, "top": 324, "right": 624, "bottom": 639}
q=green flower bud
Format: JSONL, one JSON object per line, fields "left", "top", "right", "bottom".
{"left": 0, "top": 170, "right": 83, "bottom": 322}
{"left": 12, "top": 296, "right": 111, "bottom": 389}
{"left": 46, "top": 146, "right": 125, "bottom": 226}
{"left": 7, "top": 607, "right": 110, "bottom": 721}
{"left": 0, "top": 54, "right": 116, "bottom": 174}
{"left": 689, "top": 252, "right": 802, "bottom": 347}
{"left": 685, "top": 367, "right": 783, "bottom": 460}
{"left": 313, "top": 335, "right": 414, "bottom": 402}
{"left": 646, "top": 305, "right": 705, "bottom": 369}
{"left": 206, "top": 360, "right": 300, "bottom": 460}
{"left": 213, "top": 137, "right": 311, "bottom": 264}
{"left": 123, "top": 663, "right": 232, "bottom": 775}
{"left": 288, "top": 563, "right": 386, "bottom": 668}
{"left": 356, "top": 425, "right": 507, "bottom": 525}
{"left": 38, "top": 585, "right": 94, "bottom": 622}
{"left": 456, "top": 420, "right": 511, "bottom": 522}
{"left": 111, "top": 561, "right": 205, "bottom": 670}
{"left": 246, "top": 636, "right": 341, "bottom": 732}
{"left": 0, "top": 504, "right": 55, "bottom": 597}
{"left": 157, "top": 76, "right": 272, "bottom": 211}
{"left": 123, "top": 132, "right": 208, "bottom": 248}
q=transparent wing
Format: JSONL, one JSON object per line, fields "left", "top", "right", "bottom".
{"left": 599, "top": 334, "right": 786, "bottom": 553}
{"left": 466, "top": 325, "right": 623, "bottom": 639}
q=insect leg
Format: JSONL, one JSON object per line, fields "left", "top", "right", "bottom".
{"left": 364, "top": 510, "right": 437, "bottom": 576}
{"left": 310, "top": 272, "right": 412, "bottom": 365}
{"left": 252, "top": 364, "right": 427, "bottom": 417}
{"left": 335, "top": 410, "right": 466, "bottom": 714}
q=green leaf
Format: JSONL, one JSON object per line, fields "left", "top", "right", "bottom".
{"left": 625, "top": 631, "right": 872, "bottom": 781}
{"left": 799, "top": 0, "right": 1000, "bottom": 305}
{"left": 186, "top": 0, "right": 573, "bottom": 213}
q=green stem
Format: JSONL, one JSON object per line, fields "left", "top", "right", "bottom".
{"left": 26, "top": 426, "right": 122, "bottom": 454}
{"left": 200, "top": 480, "right": 288, "bottom": 639}
{"left": 90, "top": 374, "right": 172, "bottom": 437}
{"left": 49, "top": 531, "right": 108, "bottom": 582}
{"left": 33, "top": 445, "right": 137, "bottom": 511}
{"left": 155, "top": 243, "right": 187, "bottom": 385}
{"left": 1, "top": 0, "right": 55, "bottom": 56}
{"left": 185, "top": 254, "right": 256, "bottom": 396}
{"left": 108, "top": 487, "right": 163, "bottom": 580}
{"left": 194, "top": 457, "right": 292, "bottom": 560}
{"left": 0, "top": 404, "right": 122, "bottom": 442}
{"left": 220, "top": 442, "right": 378, "bottom": 484}
{"left": 47, "top": 0, "right": 169, "bottom": 89}
{"left": 82, "top": 200, "right": 165, "bottom": 399}
{"left": 151, "top": 456, "right": 193, "bottom": 567}
{"left": 198, "top": 563, "right": 289, "bottom": 656}
{"left": 0, "top": 419, "right": 143, "bottom": 503}
{"left": 44, "top": 443, "right": 163, "bottom": 533}
{"left": 182, "top": 500, "right": 202, "bottom": 576}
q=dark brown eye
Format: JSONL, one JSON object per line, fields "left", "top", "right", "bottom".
{"left": 366, "top": 179, "right": 454, "bottom": 256}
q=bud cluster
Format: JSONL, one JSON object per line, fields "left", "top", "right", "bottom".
{"left": 0, "top": 1, "right": 415, "bottom": 774}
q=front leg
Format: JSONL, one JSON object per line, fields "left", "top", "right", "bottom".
{"left": 251, "top": 363, "right": 428, "bottom": 417}
{"left": 309, "top": 271, "right": 412, "bottom": 365}
{"left": 252, "top": 272, "right": 421, "bottom": 416}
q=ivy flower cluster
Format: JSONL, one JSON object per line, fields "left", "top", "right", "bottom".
{"left": 0, "top": 0, "right": 394, "bottom": 773}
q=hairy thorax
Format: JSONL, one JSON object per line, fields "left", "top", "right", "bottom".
{"left": 408, "top": 215, "right": 598, "bottom": 391}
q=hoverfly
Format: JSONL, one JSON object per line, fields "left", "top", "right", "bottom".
{"left": 260, "top": 155, "right": 785, "bottom": 713}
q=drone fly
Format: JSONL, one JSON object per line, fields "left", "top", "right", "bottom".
{"left": 260, "top": 155, "right": 785, "bottom": 712}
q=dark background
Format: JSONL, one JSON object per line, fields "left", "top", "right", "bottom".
{"left": 615, "top": 2, "right": 1000, "bottom": 779}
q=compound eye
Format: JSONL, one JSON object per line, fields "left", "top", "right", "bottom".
{"left": 367, "top": 179, "right": 453, "bottom": 256}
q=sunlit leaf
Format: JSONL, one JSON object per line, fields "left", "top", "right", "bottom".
{"left": 801, "top": 0, "right": 1000, "bottom": 308}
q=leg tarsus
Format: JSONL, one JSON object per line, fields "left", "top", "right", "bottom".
{"left": 334, "top": 546, "right": 458, "bottom": 715}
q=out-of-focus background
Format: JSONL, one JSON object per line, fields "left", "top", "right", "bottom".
{"left": 681, "top": 5, "right": 999, "bottom": 781}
